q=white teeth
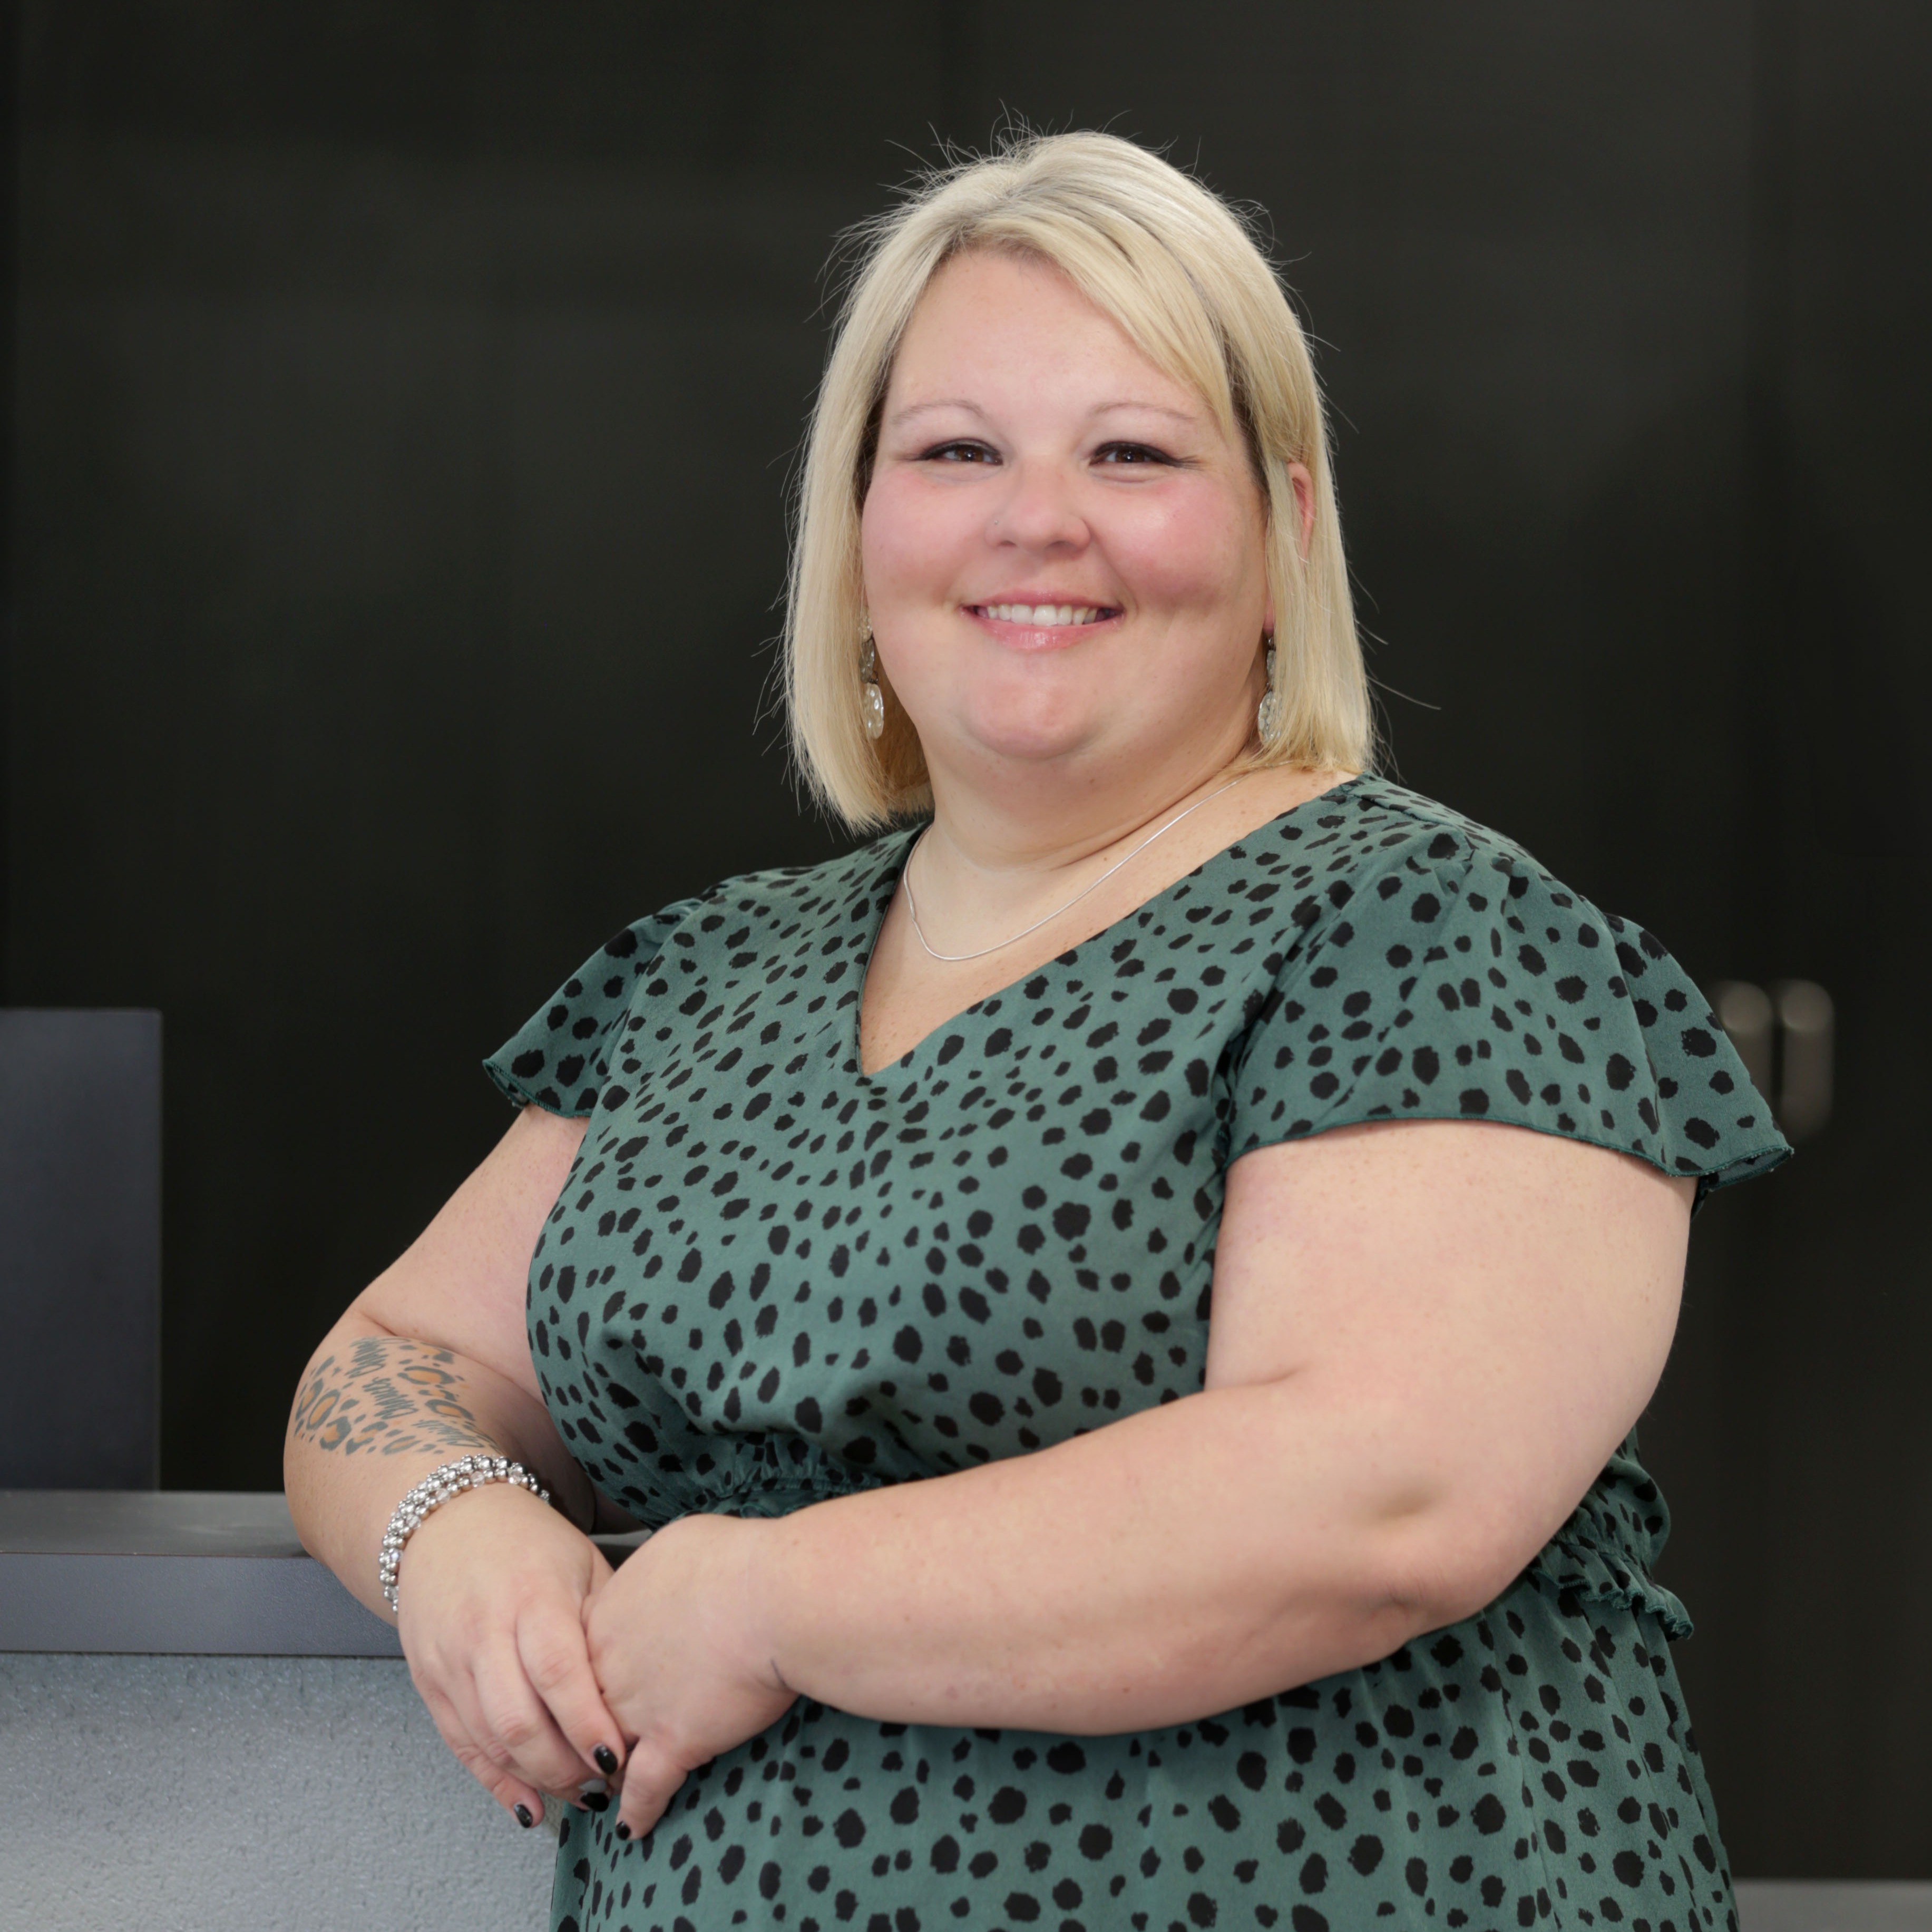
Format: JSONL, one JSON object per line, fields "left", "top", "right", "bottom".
{"left": 984, "top": 602, "right": 1107, "bottom": 625}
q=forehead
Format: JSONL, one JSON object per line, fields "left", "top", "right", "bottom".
{"left": 885, "top": 248, "right": 1208, "bottom": 423}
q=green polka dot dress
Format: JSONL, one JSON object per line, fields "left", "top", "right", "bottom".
{"left": 486, "top": 776, "right": 1787, "bottom": 1932}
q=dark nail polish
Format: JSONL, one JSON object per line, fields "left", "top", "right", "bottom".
{"left": 582, "top": 1789, "right": 610, "bottom": 1813}
{"left": 594, "top": 1744, "right": 620, "bottom": 1776}
{"left": 513, "top": 1803, "right": 535, "bottom": 1829}
{"left": 614, "top": 1820, "right": 631, "bottom": 1841}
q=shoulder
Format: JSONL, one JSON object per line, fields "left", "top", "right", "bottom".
{"left": 483, "top": 834, "right": 904, "bottom": 1120}
{"left": 641, "top": 833, "right": 911, "bottom": 982}
{"left": 1221, "top": 775, "right": 1548, "bottom": 955}
{"left": 1293, "top": 774, "right": 1550, "bottom": 888}
{"left": 599, "top": 832, "right": 913, "bottom": 983}
{"left": 1281, "top": 776, "right": 1623, "bottom": 968}
{"left": 485, "top": 833, "right": 909, "bottom": 1113}
{"left": 1232, "top": 776, "right": 1790, "bottom": 1194}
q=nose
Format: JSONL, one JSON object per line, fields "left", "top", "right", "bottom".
{"left": 987, "top": 455, "right": 1090, "bottom": 555}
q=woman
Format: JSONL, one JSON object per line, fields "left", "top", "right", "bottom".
{"left": 288, "top": 133, "right": 1785, "bottom": 1932}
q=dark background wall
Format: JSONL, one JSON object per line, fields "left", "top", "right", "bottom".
{"left": 7, "top": 0, "right": 1928, "bottom": 1878}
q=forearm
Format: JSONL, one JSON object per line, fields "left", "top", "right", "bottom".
{"left": 284, "top": 1307, "right": 593, "bottom": 1618}
{"left": 753, "top": 1380, "right": 1506, "bottom": 1736}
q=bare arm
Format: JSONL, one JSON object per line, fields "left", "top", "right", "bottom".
{"left": 285, "top": 1104, "right": 632, "bottom": 1822}
{"left": 285, "top": 1104, "right": 593, "bottom": 1606}
{"left": 590, "top": 1119, "right": 1692, "bottom": 1834}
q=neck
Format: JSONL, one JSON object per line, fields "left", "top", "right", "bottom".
{"left": 914, "top": 724, "right": 1254, "bottom": 910}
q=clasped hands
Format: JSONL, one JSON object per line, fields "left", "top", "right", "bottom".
{"left": 395, "top": 1485, "right": 797, "bottom": 1842}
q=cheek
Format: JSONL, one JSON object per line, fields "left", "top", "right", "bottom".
{"left": 860, "top": 474, "right": 965, "bottom": 599}
{"left": 1111, "top": 489, "right": 1261, "bottom": 616}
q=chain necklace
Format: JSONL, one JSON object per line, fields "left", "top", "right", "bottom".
{"left": 901, "top": 775, "right": 1249, "bottom": 964}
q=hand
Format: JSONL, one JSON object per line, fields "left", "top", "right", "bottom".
{"left": 396, "top": 1482, "right": 629, "bottom": 1823}
{"left": 584, "top": 1513, "right": 797, "bottom": 1841}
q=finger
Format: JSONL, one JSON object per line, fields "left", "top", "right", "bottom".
{"left": 517, "top": 1598, "right": 629, "bottom": 1783}
{"left": 611, "top": 1739, "right": 690, "bottom": 1844}
{"left": 472, "top": 1637, "right": 606, "bottom": 1799}
{"left": 448, "top": 1729, "right": 550, "bottom": 1829}
{"left": 412, "top": 1668, "right": 546, "bottom": 1827}
{"left": 423, "top": 1645, "right": 584, "bottom": 1814}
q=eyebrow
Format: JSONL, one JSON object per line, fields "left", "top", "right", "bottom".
{"left": 887, "top": 397, "right": 1202, "bottom": 429}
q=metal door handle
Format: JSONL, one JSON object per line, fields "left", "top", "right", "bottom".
{"left": 1711, "top": 979, "right": 1833, "bottom": 1142}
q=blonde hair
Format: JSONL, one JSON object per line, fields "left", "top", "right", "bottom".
{"left": 784, "top": 130, "right": 1373, "bottom": 828}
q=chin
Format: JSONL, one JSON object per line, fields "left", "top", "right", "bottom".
{"left": 955, "top": 699, "right": 1103, "bottom": 766}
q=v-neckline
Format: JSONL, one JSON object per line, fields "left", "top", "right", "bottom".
{"left": 850, "top": 773, "right": 1369, "bottom": 1080}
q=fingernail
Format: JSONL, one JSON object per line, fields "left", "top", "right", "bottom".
{"left": 614, "top": 1820, "right": 631, "bottom": 1841}
{"left": 513, "top": 1803, "right": 535, "bottom": 1829}
{"left": 593, "top": 1744, "right": 620, "bottom": 1777}
{"left": 581, "top": 1788, "right": 610, "bottom": 1813}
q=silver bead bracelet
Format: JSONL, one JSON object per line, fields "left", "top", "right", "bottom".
{"left": 378, "top": 1453, "right": 551, "bottom": 1613}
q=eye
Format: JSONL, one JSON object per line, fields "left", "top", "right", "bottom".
{"left": 920, "top": 440, "right": 1000, "bottom": 464}
{"left": 1094, "top": 442, "right": 1176, "bottom": 467}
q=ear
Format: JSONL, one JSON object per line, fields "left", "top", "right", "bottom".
{"left": 1286, "top": 461, "right": 1316, "bottom": 562}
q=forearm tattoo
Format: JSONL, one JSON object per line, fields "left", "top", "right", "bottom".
{"left": 289, "top": 1335, "right": 501, "bottom": 1459}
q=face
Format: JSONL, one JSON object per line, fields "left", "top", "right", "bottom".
{"left": 860, "top": 249, "right": 1277, "bottom": 797}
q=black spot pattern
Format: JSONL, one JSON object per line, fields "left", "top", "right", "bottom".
{"left": 487, "top": 777, "right": 1785, "bottom": 1932}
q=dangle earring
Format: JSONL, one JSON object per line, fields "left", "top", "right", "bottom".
{"left": 859, "top": 622, "right": 886, "bottom": 741}
{"left": 1256, "top": 633, "right": 1281, "bottom": 740}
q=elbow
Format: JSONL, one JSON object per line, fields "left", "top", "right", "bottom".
{"left": 282, "top": 1311, "right": 383, "bottom": 1514}
{"left": 1366, "top": 1495, "right": 1554, "bottom": 1635}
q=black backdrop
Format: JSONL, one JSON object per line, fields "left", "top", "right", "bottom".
{"left": 7, "top": 0, "right": 1928, "bottom": 1879}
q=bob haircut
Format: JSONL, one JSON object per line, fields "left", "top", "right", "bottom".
{"left": 785, "top": 130, "right": 1373, "bottom": 829}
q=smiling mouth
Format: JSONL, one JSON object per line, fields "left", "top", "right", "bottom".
{"left": 969, "top": 602, "right": 1119, "bottom": 626}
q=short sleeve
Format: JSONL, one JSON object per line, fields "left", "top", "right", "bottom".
{"left": 1230, "top": 847, "right": 1790, "bottom": 1199}
{"left": 484, "top": 897, "right": 704, "bottom": 1116}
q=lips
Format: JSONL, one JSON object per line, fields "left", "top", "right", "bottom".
{"left": 962, "top": 600, "right": 1123, "bottom": 651}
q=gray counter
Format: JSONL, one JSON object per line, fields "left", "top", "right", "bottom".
{"left": 0, "top": 1488, "right": 401, "bottom": 1655}
{"left": 0, "top": 1652, "right": 554, "bottom": 1931}
{"left": 0, "top": 1488, "right": 647, "bottom": 1656}
{"left": 0, "top": 1490, "right": 618, "bottom": 1932}
{"left": 0, "top": 1495, "right": 1923, "bottom": 1932}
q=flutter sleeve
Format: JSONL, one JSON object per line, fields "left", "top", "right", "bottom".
{"left": 1229, "top": 840, "right": 1790, "bottom": 1199}
{"left": 484, "top": 896, "right": 705, "bottom": 1116}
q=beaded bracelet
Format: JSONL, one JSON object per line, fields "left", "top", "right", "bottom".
{"left": 378, "top": 1454, "right": 552, "bottom": 1613}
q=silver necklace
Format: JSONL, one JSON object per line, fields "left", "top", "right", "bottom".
{"left": 901, "top": 775, "right": 1249, "bottom": 964}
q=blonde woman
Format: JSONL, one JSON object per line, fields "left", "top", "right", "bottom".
{"left": 289, "top": 133, "right": 1785, "bottom": 1932}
